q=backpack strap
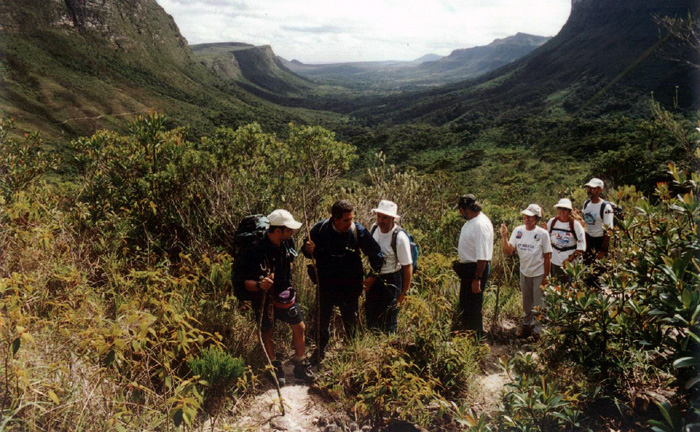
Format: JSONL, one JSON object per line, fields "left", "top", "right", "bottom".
{"left": 599, "top": 200, "right": 609, "bottom": 220}
{"left": 371, "top": 224, "right": 400, "bottom": 257}
{"left": 568, "top": 218, "right": 578, "bottom": 242}
{"left": 549, "top": 217, "right": 579, "bottom": 243}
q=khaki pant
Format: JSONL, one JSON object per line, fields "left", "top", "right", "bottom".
{"left": 520, "top": 273, "right": 545, "bottom": 329}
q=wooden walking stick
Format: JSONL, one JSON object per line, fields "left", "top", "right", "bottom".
{"left": 257, "top": 267, "right": 285, "bottom": 416}
{"left": 492, "top": 248, "right": 505, "bottom": 332}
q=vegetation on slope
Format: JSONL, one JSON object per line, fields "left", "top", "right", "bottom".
{"left": 0, "top": 100, "right": 697, "bottom": 430}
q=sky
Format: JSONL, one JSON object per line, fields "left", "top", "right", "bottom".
{"left": 156, "top": 0, "right": 572, "bottom": 64}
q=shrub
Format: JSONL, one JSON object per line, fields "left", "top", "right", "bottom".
{"left": 188, "top": 347, "right": 245, "bottom": 394}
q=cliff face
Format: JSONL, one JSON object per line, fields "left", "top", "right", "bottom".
{"left": 0, "top": 0, "right": 191, "bottom": 66}
{"left": 0, "top": 0, "right": 302, "bottom": 138}
{"left": 192, "top": 43, "right": 312, "bottom": 97}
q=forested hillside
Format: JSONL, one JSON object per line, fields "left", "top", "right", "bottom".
{"left": 0, "top": 0, "right": 336, "bottom": 139}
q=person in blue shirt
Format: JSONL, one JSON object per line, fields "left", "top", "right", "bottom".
{"left": 302, "top": 200, "right": 383, "bottom": 360}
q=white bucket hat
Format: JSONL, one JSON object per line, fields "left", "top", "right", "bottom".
{"left": 521, "top": 204, "right": 542, "bottom": 218}
{"left": 371, "top": 200, "right": 400, "bottom": 220}
{"left": 267, "top": 209, "right": 302, "bottom": 230}
{"left": 553, "top": 198, "right": 573, "bottom": 211}
{"left": 584, "top": 178, "right": 604, "bottom": 189}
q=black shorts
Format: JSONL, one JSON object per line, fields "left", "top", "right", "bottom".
{"left": 252, "top": 297, "right": 304, "bottom": 331}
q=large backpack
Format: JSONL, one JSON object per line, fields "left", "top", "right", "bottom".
{"left": 583, "top": 199, "right": 624, "bottom": 228}
{"left": 231, "top": 214, "right": 270, "bottom": 301}
{"left": 371, "top": 224, "right": 419, "bottom": 272}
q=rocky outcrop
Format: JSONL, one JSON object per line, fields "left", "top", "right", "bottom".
{"left": 0, "top": 0, "right": 190, "bottom": 64}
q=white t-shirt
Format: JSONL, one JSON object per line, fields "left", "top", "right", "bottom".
{"left": 508, "top": 225, "right": 553, "bottom": 277}
{"left": 583, "top": 200, "right": 614, "bottom": 237}
{"left": 458, "top": 212, "right": 494, "bottom": 263}
{"left": 547, "top": 218, "right": 586, "bottom": 266}
{"left": 373, "top": 225, "right": 412, "bottom": 275}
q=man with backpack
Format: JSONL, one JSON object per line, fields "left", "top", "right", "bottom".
{"left": 233, "top": 209, "right": 313, "bottom": 385}
{"left": 366, "top": 200, "right": 414, "bottom": 333}
{"left": 302, "top": 200, "right": 383, "bottom": 360}
{"left": 454, "top": 194, "right": 494, "bottom": 339}
{"left": 582, "top": 178, "right": 614, "bottom": 264}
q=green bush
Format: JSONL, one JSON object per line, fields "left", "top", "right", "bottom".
{"left": 188, "top": 347, "right": 245, "bottom": 391}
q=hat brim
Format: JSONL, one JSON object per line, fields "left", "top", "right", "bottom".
{"left": 521, "top": 210, "right": 538, "bottom": 217}
{"left": 584, "top": 182, "right": 602, "bottom": 188}
{"left": 285, "top": 221, "right": 303, "bottom": 230}
{"left": 372, "top": 209, "right": 400, "bottom": 220}
{"left": 553, "top": 203, "right": 572, "bottom": 210}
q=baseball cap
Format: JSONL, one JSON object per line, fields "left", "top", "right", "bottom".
{"left": 521, "top": 204, "right": 542, "bottom": 218}
{"left": 584, "top": 178, "right": 604, "bottom": 189}
{"left": 267, "top": 209, "right": 302, "bottom": 230}
{"left": 456, "top": 194, "right": 477, "bottom": 209}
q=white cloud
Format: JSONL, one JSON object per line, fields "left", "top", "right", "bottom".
{"left": 156, "top": 0, "right": 571, "bottom": 63}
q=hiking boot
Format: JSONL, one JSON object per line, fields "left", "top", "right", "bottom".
{"left": 270, "top": 360, "right": 285, "bottom": 386}
{"left": 293, "top": 361, "right": 315, "bottom": 383}
{"left": 516, "top": 325, "right": 534, "bottom": 339}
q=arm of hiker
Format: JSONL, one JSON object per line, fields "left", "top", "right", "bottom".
{"left": 568, "top": 221, "right": 586, "bottom": 263}
{"left": 500, "top": 223, "right": 515, "bottom": 255}
{"left": 360, "top": 224, "right": 384, "bottom": 273}
{"left": 303, "top": 239, "right": 315, "bottom": 256}
{"left": 245, "top": 275, "right": 274, "bottom": 292}
{"left": 398, "top": 264, "right": 413, "bottom": 305}
{"left": 542, "top": 253, "right": 552, "bottom": 289}
{"left": 471, "top": 260, "right": 487, "bottom": 294}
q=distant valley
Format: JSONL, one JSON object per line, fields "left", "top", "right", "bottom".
{"left": 280, "top": 33, "right": 551, "bottom": 90}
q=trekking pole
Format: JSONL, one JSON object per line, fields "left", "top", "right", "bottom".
{"left": 492, "top": 248, "right": 504, "bottom": 332}
{"left": 257, "top": 275, "right": 285, "bottom": 416}
{"left": 301, "top": 192, "right": 322, "bottom": 366}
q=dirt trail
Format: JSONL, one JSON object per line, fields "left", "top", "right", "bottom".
{"left": 209, "top": 328, "right": 522, "bottom": 431}
{"left": 231, "top": 384, "right": 332, "bottom": 431}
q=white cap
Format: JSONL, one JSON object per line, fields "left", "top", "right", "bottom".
{"left": 585, "top": 178, "right": 604, "bottom": 189}
{"left": 267, "top": 209, "right": 302, "bottom": 230}
{"left": 553, "top": 198, "right": 573, "bottom": 211}
{"left": 521, "top": 204, "right": 542, "bottom": 218}
{"left": 371, "top": 200, "right": 400, "bottom": 220}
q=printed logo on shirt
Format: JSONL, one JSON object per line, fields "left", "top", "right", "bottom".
{"left": 516, "top": 230, "right": 523, "bottom": 239}
{"left": 534, "top": 233, "right": 541, "bottom": 242}
{"left": 584, "top": 212, "right": 596, "bottom": 225}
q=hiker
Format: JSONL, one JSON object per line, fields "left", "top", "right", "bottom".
{"left": 582, "top": 178, "right": 614, "bottom": 264}
{"left": 547, "top": 198, "right": 586, "bottom": 283}
{"left": 235, "top": 209, "right": 312, "bottom": 385}
{"left": 366, "top": 200, "right": 413, "bottom": 333}
{"left": 454, "top": 194, "right": 494, "bottom": 339}
{"left": 500, "top": 204, "right": 552, "bottom": 338}
{"left": 302, "top": 200, "right": 383, "bottom": 360}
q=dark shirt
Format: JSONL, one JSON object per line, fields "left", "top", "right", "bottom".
{"left": 302, "top": 219, "right": 383, "bottom": 282}
{"left": 233, "top": 236, "right": 297, "bottom": 303}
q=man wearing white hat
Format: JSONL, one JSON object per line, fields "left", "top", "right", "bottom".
{"left": 239, "top": 209, "right": 312, "bottom": 385}
{"left": 582, "top": 178, "right": 614, "bottom": 263}
{"left": 366, "top": 200, "right": 413, "bottom": 333}
{"left": 547, "top": 198, "right": 586, "bottom": 283}
{"left": 500, "top": 204, "right": 552, "bottom": 338}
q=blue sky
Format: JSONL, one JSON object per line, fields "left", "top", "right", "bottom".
{"left": 156, "top": 0, "right": 571, "bottom": 64}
